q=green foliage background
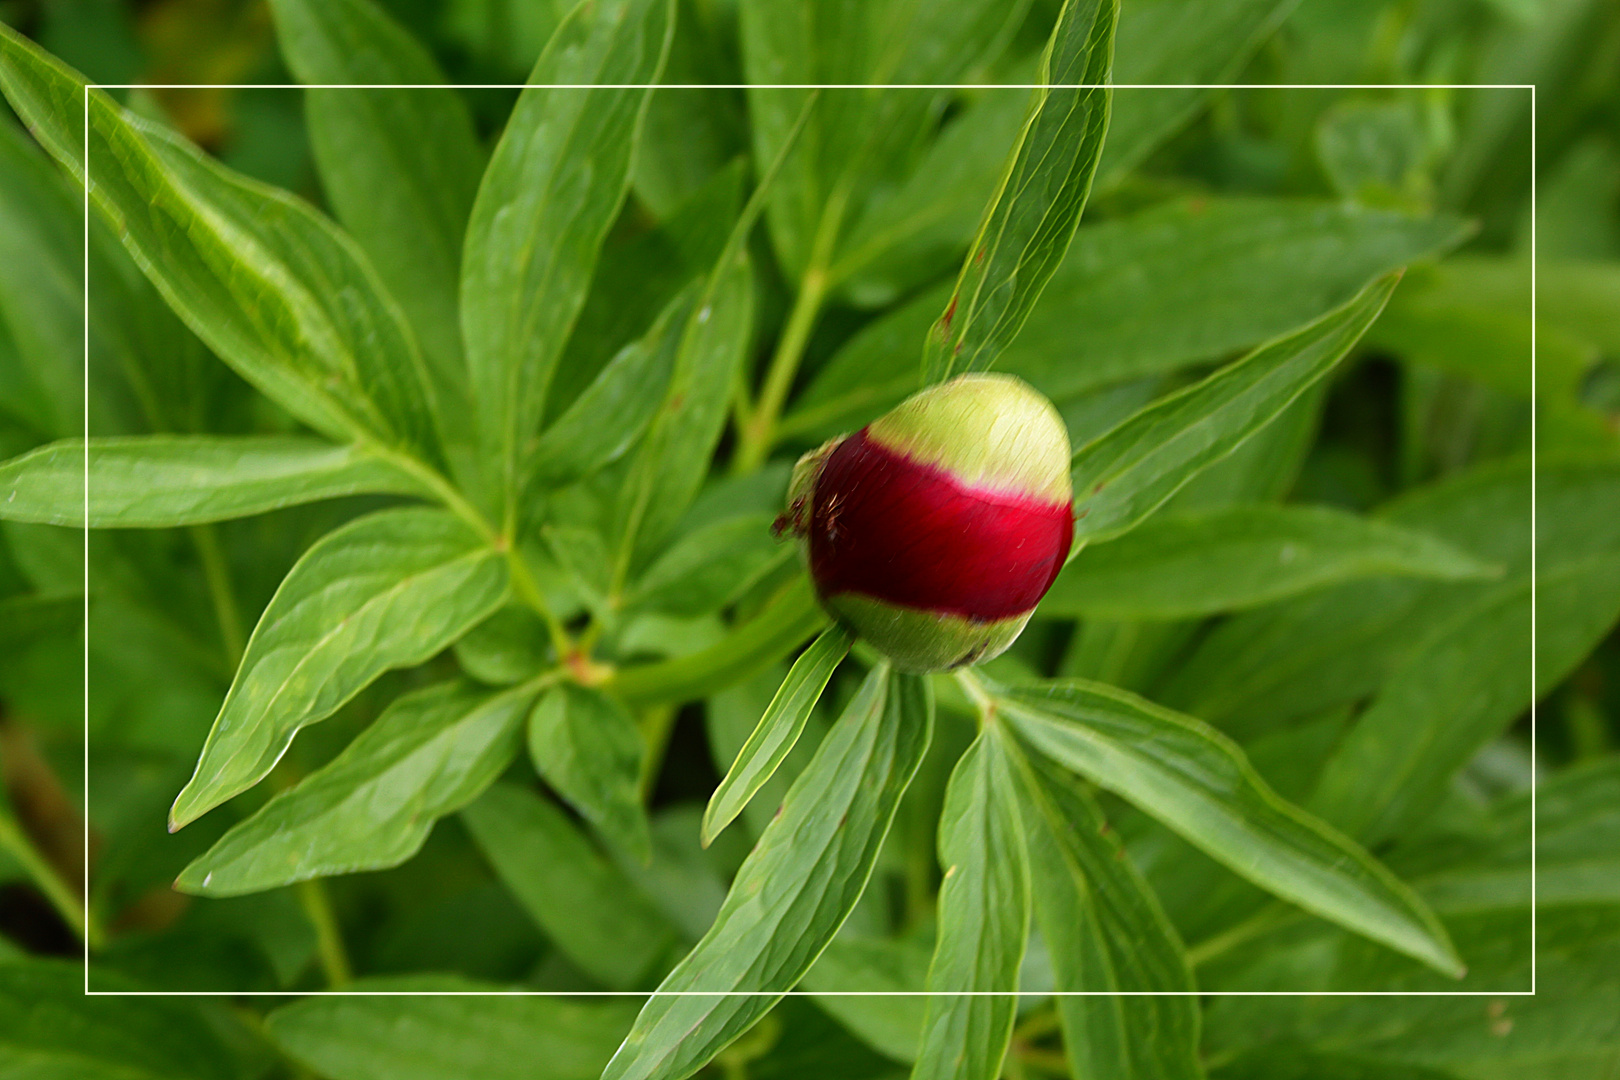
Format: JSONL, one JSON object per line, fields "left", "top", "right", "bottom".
{"left": 0, "top": 0, "right": 1616, "bottom": 1077}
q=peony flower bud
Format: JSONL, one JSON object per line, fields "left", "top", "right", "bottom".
{"left": 777, "top": 373, "right": 1073, "bottom": 671}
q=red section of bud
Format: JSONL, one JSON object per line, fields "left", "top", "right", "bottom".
{"left": 806, "top": 429, "right": 1074, "bottom": 621}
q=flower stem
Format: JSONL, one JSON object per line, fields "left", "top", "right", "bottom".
{"left": 189, "top": 523, "right": 245, "bottom": 668}
{"left": 0, "top": 809, "right": 97, "bottom": 948}
{"left": 295, "top": 878, "right": 352, "bottom": 988}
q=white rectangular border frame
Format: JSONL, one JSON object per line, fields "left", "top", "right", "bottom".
{"left": 78, "top": 81, "right": 1539, "bottom": 997}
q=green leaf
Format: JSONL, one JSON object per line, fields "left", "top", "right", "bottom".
{"left": 169, "top": 507, "right": 509, "bottom": 830}
{"left": 270, "top": 0, "right": 485, "bottom": 439}
{"left": 1210, "top": 1048, "right": 1470, "bottom": 1080}
{"left": 1310, "top": 552, "right": 1620, "bottom": 847}
{"left": 911, "top": 722, "right": 1029, "bottom": 1080}
{"left": 610, "top": 572, "right": 831, "bottom": 707}
{"left": 740, "top": 0, "right": 1030, "bottom": 285}
{"left": 790, "top": 201, "right": 1461, "bottom": 442}
{"left": 701, "top": 624, "right": 852, "bottom": 846}
{"left": 527, "top": 285, "right": 694, "bottom": 494}
{"left": 461, "top": 782, "right": 680, "bottom": 990}
{"left": 460, "top": 0, "right": 674, "bottom": 513}
{"left": 1041, "top": 504, "right": 1495, "bottom": 620}
{"left": 1097, "top": 0, "right": 1298, "bottom": 184}
{"left": 1005, "top": 742, "right": 1203, "bottom": 1080}
{"left": 174, "top": 679, "right": 535, "bottom": 896}
{"left": 0, "top": 960, "right": 245, "bottom": 1079}
{"left": 924, "top": 0, "right": 1119, "bottom": 383}
{"left": 997, "top": 679, "right": 1462, "bottom": 976}
{"left": 0, "top": 25, "right": 444, "bottom": 462}
{"left": 454, "top": 605, "right": 552, "bottom": 686}
{"left": 629, "top": 514, "right": 788, "bottom": 619}
{"left": 0, "top": 436, "right": 425, "bottom": 527}
{"left": 614, "top": 250, "right": 754, "bottom": 571}
{"left": 1390, "top": 758, "right": 1620, "bottom": 914}
{"left": 528, "top": 683, "right": 651, "bottom": 862}
{"left": 833, "top": 88, "right": 1028, "bottom": 308}
{"left": 1162, "top": 458, "right": 1620, "bottom": 739}
{"left": 556, "top": 161, "right": 745, "bottom": 414}
{"left": 802, "top": 936, "right": 932, "bottom": 1062}
{"left": 602, "top": 665, "right": 933, "bottom": 1080}
{"left": 1070, "top": 272, "right": 1402, "bottom": 545}
{"left": 266, "top": 974, "right": 639, "bottom": 1080}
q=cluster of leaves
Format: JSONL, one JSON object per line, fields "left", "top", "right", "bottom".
{"left": 0, "top": 0, "right": 1617, "bottom": 1078}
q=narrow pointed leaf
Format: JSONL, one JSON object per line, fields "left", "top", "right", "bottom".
{"left": 997, "top": 680, "right": 1462, "bottom": 976}
{"left": 0, "top": 24, "right": 442, "bottom": 461}
{"left": 528, "top": 683, "right": 651, "bottom": 863}
{"left": 462, "top": 782, "right": 680, "bottom": 990}
{"left": 1070, "top": 271, "right": 1401, "bottom": 545}
{"left": 701, "top": 624, "right": 852, "bottom": 846}
{"left": 270, "top": 0, "right": 484, "bottom": 429}
{"left": 602, "top": 666, "right": 932, "bottom": 1080}
{"left": 911, "top": 722, "right": 1029, "bottom": 1080}
{"left": 176, "top": 680, "right": 535, "bottom": 896}
{"left": 527, "top": 285, "right": 694, "bottom": 493}
{"left": 170, "top": 507, "right": 509, "bottom": 830}
{"left": 614, "top": 251, "right": 754, "bottom": 570}
{"left": 924, "top": 0, "right": 1119, "bottom": 383}
{"left": 1041, "top": 504, "right": 1496, "bottom": 620}
{"left": 1006, "top": 740, "right": 1203, "bottom": 1080}
{"left": 0, "top": 436, "right": 424, "bottom": 527}
{"left": 460, "top": 0, "right": 674, "bottom": 512}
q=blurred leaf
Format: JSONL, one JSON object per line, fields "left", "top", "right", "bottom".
{"left": 834, "top": 87, "right": 1027, "bottom": 308}
{"left": 454, "top": 606, "right": 552, "bottom": 686}
{"left": 997, "top": 679, "right": 1462, "bottom": 975}
{"left": 740, "top": 0, "right": 1029, "bottom": 284}
{"left": 1316, "top": 101, "right": 1431, "bottom": 207}
{"left": 1096, "top": 0, "right": 1298, "bottom": 184}
{"left": 175, "top": 679, "right": 535, "bottom": 896}
{"left": 0, "top": 960, "right": 245, "bottom": 1079}
{"left": 266, "top": 974, "right": 640, "bottom": 1080}
{"left": 1042, "top": 504, "right": 1495, "bottom": 620}
{"left": 0, "top": 435, "right": 424, "bottom": 527}
{"left": 1007, "top": 744, "right": 1203, "bottom": 1080}
{"left": 791, "top": 202, "right": 1463, "bottom": 441}
{"left": 556, "top": 161, "right": 745, "bottom": 414}
{"left": 1310, "top": 551, "right": 1620, "bottom": 846}
{"left": 0, "top": 26, "right": 444, "bottom": 462}
{"left": 170, "top": 507, "right": 509, "bottom": 830}
{"left": 527, "top": 286, "right": 694, "bottom": 494}
{"left": 460, "top": 0, "right": 673, "bottom": 515}
{"left": 627, "top": 513, "right": 786, "bottom": 619}
{"left": 0, "top": 591, "right": 80, "bottom": 654}
{"left": 911, "top": 722, "right": 1029, "bottom": 1080}
{"left": 1163, "top": 458, "right": 1620, "bottom": 738}
{"left": 702, "top": 623, "right": 852, "bottom": 846}
{"left": 614, "top": 252, "right": 754, "bottom": 568}
{"left": 270, "top": 0, "right": 485, "bottom": 444}
{"left": 462, "top": 782, "right": 680, "bottom": 990}
{"left": 1391, "top": 758, "right": 1620, "bottom": 914}
{"left": 602, "top": 666, "right": 932, "bottom": 1080}
{"left": 1210, "top": 1048, "right": 1469, "bottom": 1080}
{"left": 1069, "top": 272, "right": 1401, "bottom": 545}
{"left": 528, "top": 683, "right": 651, "bottom": 862}
{"left": 803, "top": 936, "right": 932, "bottom": 1062}
{"left": 610, "top": 573, "right": 831, "bottom": 706}
{"left": 925, "top": 0, "right": 1117, "bottom": 384}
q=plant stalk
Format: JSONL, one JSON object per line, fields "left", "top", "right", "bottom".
{"left": 295, "top": 877, "right": 352, "bottom": 988}
{"left": 189, "top": 523, "right": 245, "bottom": 668}
{"left": 0, "top": 810, "right": 98, "bottom": 948}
